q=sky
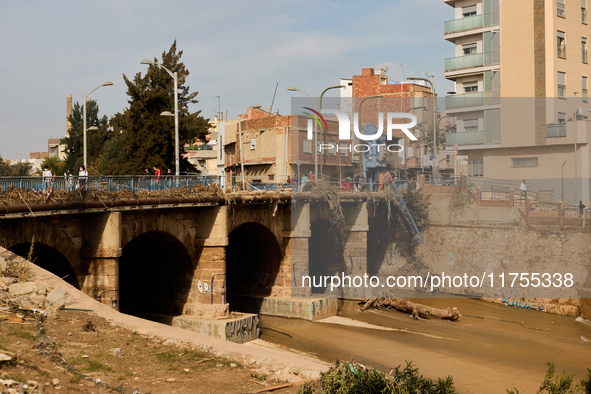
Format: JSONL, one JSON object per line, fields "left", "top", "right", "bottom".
{"left": 0, "top": 0, "right": 454, "bottom": 160}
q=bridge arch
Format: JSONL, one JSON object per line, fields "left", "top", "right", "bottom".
{"left": 0, "top": 222, "right": 81, "bottom": 287}
{"left": 226, "top": 204, "right": 286, "bottom": 247}
{"left": 226, "top": 222, "right": 283, "bottom": 311}
{"left": 308, "top": 218, "right": 346, "bottom": 294}
{"left": 119, "top": 230, "right": 193, "bottom": 316}
{"left": 120, "top": 213, "right": 195, "bottom": 257}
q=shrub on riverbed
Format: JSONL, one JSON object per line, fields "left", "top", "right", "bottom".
{"left": 507, "top": 362, "right": 591, "bottom": 394}
{"left": 299, "top": 360, "right": 455, "bottom": 394}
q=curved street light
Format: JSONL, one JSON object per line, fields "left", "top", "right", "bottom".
{"left": 319, "top": 85, "right": 345, "bottom": 178}
{"left": 408, "top": 76, "right": 437, "bottom": 177}
{"left": 404, "top": 106, "right": 427, "bottom": 179}
{"left": 288, "top": 85, "right": 345, "bottom": 181}
{"left": 140, "top": 59, "right": 179, "bottom": 177}
{"left": 287, "top": 87, "right": 318, "bottom": 180}
{"left": 83, "top": 81, "right": 113, "bottom": 171}
{"left": 357, "top": 96, "right": 382, "bottom": 180}
{"left": 238, "top": 105, "right": 261, "bottom": 189}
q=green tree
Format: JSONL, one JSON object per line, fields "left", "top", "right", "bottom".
{"left": 11, "top": 161, "right": 32, "bottom": 176}
{"left": 0, "top": 156, "right": 12, "bottom": 176}
{"left": 0, "top": 156, "right": 31, "bottom": 176}
{"left": 40, "top": 157, "right": 65, "bottom": 177}
{"left": 61, "top": 99, "right": 110, "bottom": 174}
{"left": 106, "top": 40, "right": 209, "bottom": 174}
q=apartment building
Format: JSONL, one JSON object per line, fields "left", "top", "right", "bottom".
{"left": 346, "top": 67, "right": 453, "bottom": 180}
{"left": 444, "top": 0, "right": 591, "bottom": 204}
{"left": 222, "top": 106, "right": 353, "bottom": 188}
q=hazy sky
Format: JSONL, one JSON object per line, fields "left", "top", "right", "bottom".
{"left": 0, "top": 0, "right": 454, "bottom": 160}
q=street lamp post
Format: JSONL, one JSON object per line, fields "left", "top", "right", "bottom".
{"left": 287, "top": 87, "right": 317, "bottom": 180}
{"left": 405, "top": 106, "right": 427, "bottom": 179}
{"left": 288, "top": 85, "right": 345, "bottom": 182}
{"left": 319, "top": 85, "right": 345, "bottom": 178}
{"left": 574, "top": 92, "right": 579, "bottom": 203}
{"left": 358, "top": 96, "right": 382, "bottom": 185}
{"left": 238, "top": 105, "right": 261, "bottom": 189}
{"left": 140, "top": 59, "right": 179, "bottom": 177}
{"left": 408, "top": 76, "right": 437, "bottom": 179}
{"left": 83, "top": 81, "right": 113, "bottom": 171}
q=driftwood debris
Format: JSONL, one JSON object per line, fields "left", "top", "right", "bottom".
{"left": 360, "top": 298, "right": 460, "bottom": 321}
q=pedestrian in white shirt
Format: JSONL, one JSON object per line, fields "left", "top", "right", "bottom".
{"left": 42, "top": 166, "right": 52, "bottom": 190}
{"left": 79, "top": 166, "right": 88, "bottom": 190}
{"left": 520, "top": 180, "right": 527, "bottom": 199}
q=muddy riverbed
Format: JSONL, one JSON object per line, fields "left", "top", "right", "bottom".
{"left": 259, "top": 298, "right": 591, "bottom": 393}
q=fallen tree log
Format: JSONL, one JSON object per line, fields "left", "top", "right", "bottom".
{"left": 360, "top": 298, "right": 460, "bottom": 321}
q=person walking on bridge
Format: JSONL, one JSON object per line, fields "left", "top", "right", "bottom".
{"left": 520, "top": 180, "right": 527, "bottom": 199}
{"left": 78, "top": 166, "right": 88, "bottom": 191}
{"left": 42, "top": 166, "right": 52, "bottom": 190}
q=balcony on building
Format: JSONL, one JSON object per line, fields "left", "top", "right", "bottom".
{"left": 546, "top": 123, "right": 567, "bottom": 138}
{"left": 445, "top": 92, "right": 501, "bottom": 109}
{"left": 444, "top": 14, "right": 484, "bottom": 34}
{"left": 446, "top": 130, "right": 485, "bottom": 145}
{"left": 445, "top": 53, "right": 484, "bottom": 72}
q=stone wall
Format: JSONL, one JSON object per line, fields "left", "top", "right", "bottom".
{"left": 372, "top": 192, "right": 591, "bottom": 318}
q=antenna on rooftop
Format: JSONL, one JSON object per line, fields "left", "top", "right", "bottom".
{"left": 269, "top": 83, "right": 278, "bottom": 116}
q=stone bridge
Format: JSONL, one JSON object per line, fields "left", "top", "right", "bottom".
{"left": 0, "top": 194, "right": 388, "bottom": 322}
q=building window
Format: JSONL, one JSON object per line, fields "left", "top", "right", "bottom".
{"left": 557, "top": 0, "right": 566, "bottom": 17}
{"left": 250, "top": 138, "right": 256, "bottom": 150}
{"left": 463, "top": 81, "right": 478, "bottom": 92}
{"left": 558, "top": 112, "right": 567, "bottom": 123}
{"left": 407, "top": 147, "right": 414, "bottom": 158}
{"left": 463, "top": 119, "right": 479, "bottom": 131}
{"left": 558, "top": 71, "right": 567, "bottom": 98}
{"left": 462, "top": 4, "right": 477, "bottom": 17}
{"left": 339, "top": 143, "right": 348, "bottom": 156}
{"left": 557, "top": 31, "right": 566, "bottom": 58}
{"left": 462, "top": 43, "right": 477, "bottom": 55}
{"left": 584, "top": 0, "right": 588, "bottom": 23}
{"left": 446, "top": 154, "right": 452, "bottom": 164}
{"left": 303, "top": 139, "right": 312, "bottom": 154}
{"left": 511, "top": 157, "right": 539, "bottom": 168}
{"left": 468, "top": 159, "right": 483, "bottom": 177}
{"left": 328, "top": 145, "right": 336, "bottom": 156}
{"left": 583, "top": 38, "right": 588, "bottom": 63}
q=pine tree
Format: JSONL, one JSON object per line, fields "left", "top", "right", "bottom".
{"left": 105, "top": 41, "right": 209, "bottom": 175}
{"left": 61, "top": 99, "right": 109, "bottom": 174}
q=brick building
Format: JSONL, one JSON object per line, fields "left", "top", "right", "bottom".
{"left": 221, "top": 106, "right": 352, "bottom": 188}
{"left": 340, "top": 67, "right": 453, "bottom": 181}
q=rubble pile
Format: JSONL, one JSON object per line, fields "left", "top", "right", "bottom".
{"left": 0, "top": 184, "right": 231, "bottom": 207}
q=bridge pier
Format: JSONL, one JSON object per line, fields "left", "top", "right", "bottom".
{"left": 189, "top": 206, "right": 230, "bottom": 317}
{"left": 290, "top": 202, "right": 312, "bottom": 297}
{"left": 342, "top": 202, "right": 370, "bottom": 299}
{"left": 80, "top": 212, "right": 122, "bottom": 309}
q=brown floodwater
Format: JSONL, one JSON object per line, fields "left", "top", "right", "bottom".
{"left": 258, "top": 298, "right": 591, "bottom": 393}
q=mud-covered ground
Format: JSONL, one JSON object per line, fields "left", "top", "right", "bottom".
{"left": 0, "top": 309, "right": 299, "bottom": 393}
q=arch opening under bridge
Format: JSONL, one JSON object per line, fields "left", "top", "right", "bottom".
{"left": 119, "top": 231, "right": 193, "bottom": 318}
{"left": 226, "top": 222, "right": 283, "bottom": 313}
